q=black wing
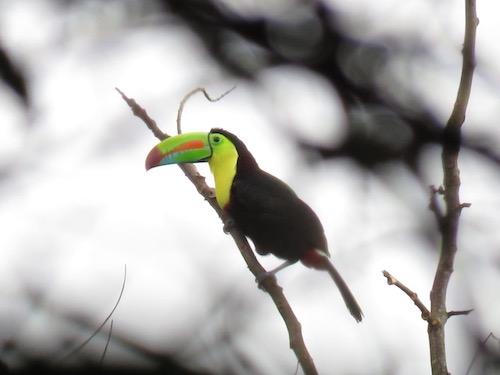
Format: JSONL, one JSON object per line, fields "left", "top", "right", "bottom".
{"left": 228, "top": 170, "right": 328, "bottom": 260}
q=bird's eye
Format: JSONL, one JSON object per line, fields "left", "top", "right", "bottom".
{"left": 212, "top": 136, "right": 221, "bottom": 143}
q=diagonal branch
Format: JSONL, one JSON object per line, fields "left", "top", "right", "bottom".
{"left": 382, "top": 270, "right": 430, "bottom": 320}
{"left": 118, "top": 88, "right": 318, "bottom": 375}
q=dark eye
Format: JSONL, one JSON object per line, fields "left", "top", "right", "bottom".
{"left": 213, "top": 136, "right": 221, "bottom": 143}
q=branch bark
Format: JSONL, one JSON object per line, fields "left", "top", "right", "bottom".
{"left": 117, "top": 88, "right": 319, "bottom": 375}
{"left": 428, "top": 1, "right": 477, "bottom": 374}
{"left": 382, "top": 1, "right": 477, "bottom": 374}
{"left": 382, "top": 270, "right": 430, "bottom": 320}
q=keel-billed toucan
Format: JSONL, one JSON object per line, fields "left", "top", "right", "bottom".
{"left": 146, "top": 128, "right": 363, "bottom": 322}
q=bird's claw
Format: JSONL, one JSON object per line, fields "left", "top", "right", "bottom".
{"left": 255, "top": 271, "right": 277, "bottom": 290}
{"left": 223, "top": 219, "right": 235, "bottom": 234}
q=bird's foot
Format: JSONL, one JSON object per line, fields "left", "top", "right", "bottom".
{"left": 255, "top": 271, "right": 277, "bottom": 291}
{"left": 222, "top": 218, "right": 235, "bottom": 234}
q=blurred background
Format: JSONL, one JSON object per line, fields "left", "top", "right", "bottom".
{"left": 1, "top": 0, "right": 499, "bottom": 374}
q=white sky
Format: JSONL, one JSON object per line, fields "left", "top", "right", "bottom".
{"left": 0, "top": 0, "right": 499, "bottom": 374}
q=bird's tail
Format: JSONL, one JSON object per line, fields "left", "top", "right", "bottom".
{"left": 321, "top": 257, "right": 363, "bottom": 323}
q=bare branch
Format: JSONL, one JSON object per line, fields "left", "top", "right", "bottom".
{"left": 120, "top": 88, "right": 318, "bottom": 375}
{"left": 447, "top": 309, "right": 473, "bottom": 318}
{"left": 382, "top": 270, "right": 430, "bottom": 320}
{"left": 460, "top": 202, "right": 472, "bottom": 209}
{"left": 116, "top": 88, "right": 166, "bottom": 140}
{"left": 428, "top": 1, "right": 478, "bottom": 374}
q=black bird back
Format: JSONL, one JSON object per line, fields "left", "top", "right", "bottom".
{"left": 228, "top": 163, "right": 328, "bottom": 261}
{"left": 210, "top": 128, "right": 328, "bottom": 260}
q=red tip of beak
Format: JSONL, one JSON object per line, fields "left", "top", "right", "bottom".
{"left": 145, "top": 147, "right": 162, "bottom": 171}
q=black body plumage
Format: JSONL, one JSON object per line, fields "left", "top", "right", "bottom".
{"left": 212, "top": 129, "right": 327, "bottom": 260}
{"left": 211, "top": 129, "right": 363, "bottom": 322}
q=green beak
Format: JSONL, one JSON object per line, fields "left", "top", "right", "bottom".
{"left": 145, "top": 132, "right": 212, "bottom": 170}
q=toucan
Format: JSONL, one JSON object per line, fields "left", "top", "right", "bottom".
{"left": 146, "top": 128, "right": 363, "bottom": 322}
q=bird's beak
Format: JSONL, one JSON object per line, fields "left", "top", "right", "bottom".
{"left": 145, "top": 132, "right": 212, "bottom": 170}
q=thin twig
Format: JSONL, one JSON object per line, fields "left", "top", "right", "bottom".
{"left": 99, "top": 320, "right": 114, "bottom": 366}
{"left": 176, "top": 86, "right": 236, "bottom": 134}
{"left": 121, "top": 88, "right": 318, "bottom": 374}
{"left": 447, "top": 309, "right": 473, "bottom": 318}
{"left": 382, "top": 270, "right": 430, "bottom": 320}
{"left": 59, "top": 265, "right": 127, "bottom": 362}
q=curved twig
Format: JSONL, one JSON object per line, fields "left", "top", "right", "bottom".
{"left": 100, "top": 320, "right": 114, "bottom": 366}
{"left": 176, "top": 86, "right": 236, "bottom": 135}
{"left": 59, "top": 265, "right": 127, "bottom": 362}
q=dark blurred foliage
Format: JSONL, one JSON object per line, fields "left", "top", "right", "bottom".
{"left": 3, "top": 364, "right": 210, "bottom": 375}
{"left": 0, "top": 47, "right": 28, "bottom": 106}
{"left": 0, "top": 1, "right": 496, "bottom": 171}
{"left": 158, "top": 0, "right": 500, "bottom": 173}
{"left": 0, "top": 277, "right": 257, "bottom": 374}
{"left": 467, "top": 333, "right": 500, "bottom": 375}
{"left": 0, "top": 340, "right": 213, "bottom": 375}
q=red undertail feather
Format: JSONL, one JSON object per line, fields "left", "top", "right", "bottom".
{"left": 300, "top": 249, "right": 330, "bottom": 269}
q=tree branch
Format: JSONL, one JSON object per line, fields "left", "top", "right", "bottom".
{"left": 428, "top": 1, "right": 477, "bottom": 374}
{"left": 118, "top": 88, "right": 318, "bottom": 375}
{"left": 447, "top": 309, "right": 473, "bottom": 318}
{"left": 382, "top": 270, "right": 430, "bottom": 320}
{"left": 382, "top": 2, "right": 477, "bottom": 374}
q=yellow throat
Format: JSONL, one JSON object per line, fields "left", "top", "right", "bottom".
{"left": 208, "top": 148, "right": 238, "bottom": 209}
